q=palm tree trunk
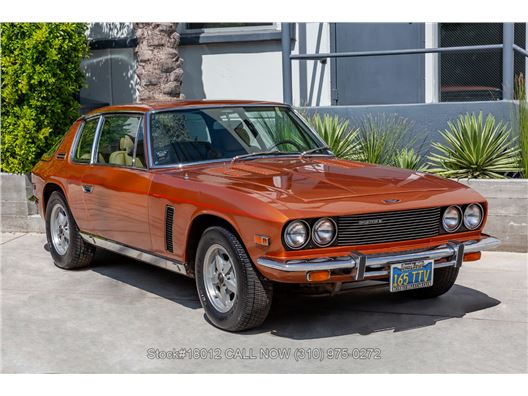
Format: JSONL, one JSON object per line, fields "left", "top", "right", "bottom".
{"left": 133, "top": 23, "right": 183, "bottom": 101}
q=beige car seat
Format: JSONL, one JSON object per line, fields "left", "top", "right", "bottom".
{"left": 80, "top": 153, "right": 106, "bottom": 163}
{"left": 108, "top": 135, "right": 143, "bottom": 167}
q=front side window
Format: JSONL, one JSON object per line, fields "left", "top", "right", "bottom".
{"left": 73, "top": 118, "right": 99, "bottom": 163}
{"left": 96, "top": 115, "right": 143, "bottom": 167}
{"left": 149, "top": 106, "right": 327, "bottom": 166}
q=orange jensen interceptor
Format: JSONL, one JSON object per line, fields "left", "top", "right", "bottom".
{"left": 32, "top": 100, "right": 500, "bottom": 331}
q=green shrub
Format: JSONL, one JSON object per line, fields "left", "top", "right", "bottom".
{"left": 427, "top": 112, "right": 520, "bottom": 179}
{"left": 515, "top": 74, "right": 528, "bottom": 178}
{"left": 394, "top": 148, "right": 423, "bottom": 171}
{"left": 1, "top": 23, "right": 88, "bottom": 174}
{"left": 354, "top": 113, "right": 415, "bottom": 166}
{"left": 307, "top": 113, "right": 358, "bottom": 160}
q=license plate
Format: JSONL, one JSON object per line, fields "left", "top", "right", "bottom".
{"left": 390, "top": 260, "right": 434, "bottom": 292}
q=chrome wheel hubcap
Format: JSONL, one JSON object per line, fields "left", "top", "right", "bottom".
{"left": 50, "top": 204, "right": 70, "bottom": 256}
{"left": 203, "top": 244, "right": 237, "bottom": 313}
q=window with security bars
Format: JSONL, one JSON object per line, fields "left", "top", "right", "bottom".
{"left": 439, "top": 23, "right": 526, "bottom": 102}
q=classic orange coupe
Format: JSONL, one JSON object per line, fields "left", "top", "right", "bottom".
{"left": 32, "top": 100, "right": 500, "bottom": 331}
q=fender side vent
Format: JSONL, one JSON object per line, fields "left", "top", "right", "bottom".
{"left": 165, "top": 206, "right": 175, "bottom": 253}
{"left": 56, "top": 152, "right": 66, "bottom": 160}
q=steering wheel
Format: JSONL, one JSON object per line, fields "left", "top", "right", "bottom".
{"left": 268, "top": 139, "right": 303, "bottom": 151}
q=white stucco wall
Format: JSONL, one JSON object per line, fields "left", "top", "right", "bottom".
{"left": 179, "top": 23, "right": 332, "bottom": 106}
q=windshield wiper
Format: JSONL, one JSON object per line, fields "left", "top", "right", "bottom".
{"left": 299, "top": 146, "right": 334, "bottom": 159}
{"left": 231, "top": 150, "right": 292, "bottom": 163}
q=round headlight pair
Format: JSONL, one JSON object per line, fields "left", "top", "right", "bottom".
{"left": 284, "top": 218, "right": 336, "bottom": 249}
{"left": 442, "top": 204, "right": 483, "bottom": 232}
{"left": 463, "top": 203, "right": 483, "bottom": 230}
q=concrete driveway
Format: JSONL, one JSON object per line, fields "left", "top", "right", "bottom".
{"left": 1, "top": 232, "right": 526, "bottom": 373}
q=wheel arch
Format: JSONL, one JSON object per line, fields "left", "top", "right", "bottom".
{"left": 185, "top": 213, "right": 242, "bottom": 273}
{"left": 43, "top": 182, "right": 66, "bottom": 213}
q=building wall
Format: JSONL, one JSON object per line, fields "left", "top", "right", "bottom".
{"left": 306, "top": 100, "right": 518, "bottom": 156}
{"left": 81, "top": 23, "right": 138, "bottom": 106}
{"left": 179, "top": 23, "right": 332, "bottom": 106}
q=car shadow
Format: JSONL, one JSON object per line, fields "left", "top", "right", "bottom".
{"left": 90, "top": 248, "right": 201, "bottom": 309}
{"left": 255, "top": 284, "right": 501, "bottom": 339}
{"left": 89, "top": 250, "right": 501, "bottom": 339}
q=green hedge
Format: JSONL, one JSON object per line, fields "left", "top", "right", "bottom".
{"left": 1, "top": 23, "right": 88, "bottom": 174}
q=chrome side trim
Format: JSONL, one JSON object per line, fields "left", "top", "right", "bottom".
{"left": 256, "top": 236, "right": 501, "bottom": 275}
{"left": 80, "top": 232, "right": 188, "bottom": 276}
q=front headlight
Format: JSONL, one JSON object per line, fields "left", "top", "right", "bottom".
{"left": 284, "top": 220, "right": 309, "bottom": 249}
{"left": 312, "top": 218, "right": 337, "bottom": 246}
{"left": 442, "top": 205, "right": 462, "bottom": 232}
{"left": 464, "top": 203, "right": 483, "bottom": 230}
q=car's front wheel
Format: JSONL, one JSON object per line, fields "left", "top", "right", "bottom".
{"left": 195, "top": 226, "right": 273, "bottom": 331}
{"left": 45, "top": 191, "right": 95, "bottom": 269}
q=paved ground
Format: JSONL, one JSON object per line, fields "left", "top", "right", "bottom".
{"left": 1, "top": 232, "right": 527, "bottom": 373}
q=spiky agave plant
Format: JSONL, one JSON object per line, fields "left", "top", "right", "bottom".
{"left": 515, "top": 74, "right": 528, "bottom": 178}
{"left": 393, "top": 148, "right": 423, "bottom": 170}
{"left": 427, "top": 112, "right": 520, "bottom": 179}
{"left": 308, "top": 113, "right": 359, "bottom": 160}
{"left": 354, "top": 113, "right": 414, "bottom": 165}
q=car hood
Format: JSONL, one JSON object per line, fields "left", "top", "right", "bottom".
{"left": 160, "top": 157, "right": 482, "bottom": 215}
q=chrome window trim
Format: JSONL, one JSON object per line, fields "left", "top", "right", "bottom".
{"left": 90, "top": 112, "right": 148, "bottom": 170}
{"left": 90, "top": 116, "right": 106, "bottom": 164}
{"left": 146, "top": 104, "right": 332, "bottom": 170}
{"left": 70, "top": 115, "right": 103, "bottom": 165}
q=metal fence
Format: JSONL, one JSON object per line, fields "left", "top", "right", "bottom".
{"left": 281, "top": 23, "right": 528, "bottom": 105}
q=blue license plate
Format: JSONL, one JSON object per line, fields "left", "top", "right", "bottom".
{"left": 389, "top": 260, "right": 434, "bottom": 292}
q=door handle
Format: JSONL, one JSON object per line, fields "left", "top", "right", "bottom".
{"left": 82, "top": 185, "right": 93, "bottom": 193}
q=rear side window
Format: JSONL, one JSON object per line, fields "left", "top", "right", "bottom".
{"left": 95, "top": 115, "right": 143, "bottom": 167}
{"left": 73, "top": 118, "right": 99, "bottom": 163}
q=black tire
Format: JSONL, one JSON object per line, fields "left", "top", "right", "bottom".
{"left": 45, "top": 191, "right": 95, "bottom": 269}
{"left": 195, "top": 226, "right": 273, "bottom": 331}
{"left": 403, "top": 266, "right": 459, "bottom": 298}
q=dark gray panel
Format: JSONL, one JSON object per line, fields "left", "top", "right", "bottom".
{"left": 333, "top": 23, "right": 425, "bottom": 105}
{"left": 305, "top": 100, "right": 516, "bottom": 156}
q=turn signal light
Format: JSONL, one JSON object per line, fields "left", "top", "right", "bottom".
{"left": 306, "top": 270, "right": 331, "bottom": 282}
{"left": 254, "top": 234, "right": 270, "bottom": 246}
{"left": 463, "top": 252, "right": 481, "bottom": 262}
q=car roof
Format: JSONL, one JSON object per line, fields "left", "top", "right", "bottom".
{"left": 84, "top": 99, "right": 288, "bottom": 116}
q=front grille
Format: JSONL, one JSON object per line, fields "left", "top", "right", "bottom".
{"left": 337, "top": 207, "right": 441, "bottom": 246}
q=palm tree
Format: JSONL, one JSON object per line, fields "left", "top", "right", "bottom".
{"left": 133, "top": 23, "right": 183, "bottom": 101}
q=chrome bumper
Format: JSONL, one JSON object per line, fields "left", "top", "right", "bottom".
{"left": 256, "top": 236, "right": 500, "bottom": 281}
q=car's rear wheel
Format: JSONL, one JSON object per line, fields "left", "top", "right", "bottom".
{"left": 195, "top": 226, "right": 273, "bottom": 331}
{"left": 403, "top": 266, "right": 459, "bottom": 298}
{"left": 45, "top": 191, "right": 95, "bottom": 269}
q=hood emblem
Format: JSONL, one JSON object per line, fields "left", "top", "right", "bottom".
{"left": 383, "top": 199, "right": 401, "bottom": 204}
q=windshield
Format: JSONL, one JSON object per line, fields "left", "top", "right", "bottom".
{"left": 149, "top": 106, "right": 330, "bottom": 166}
